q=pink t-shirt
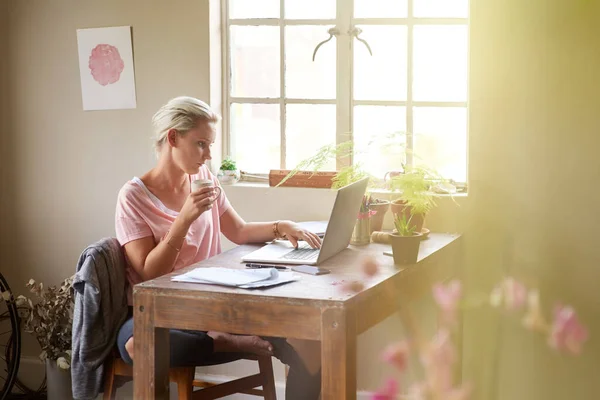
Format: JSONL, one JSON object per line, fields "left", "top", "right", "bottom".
{"left": 115, "top": 165, "right": 231, "bottom": 302}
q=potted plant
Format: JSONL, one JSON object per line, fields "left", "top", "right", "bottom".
{"left": 217, "top": 156, "right": 240, "bottom": 185}
{"left": 368, "top": 198, "right": 390, "bottom": 233}
{"left": 16, "top": 276, "right": 74, "bottom": 399}
{"left": 388, "top": 165, "right": 442, "bottom": 233}
{"left": 389, "top": 213, "right": 423, "bottom": 265}
{"left": 276, "top": 138, "right": 452, "bottom": 236}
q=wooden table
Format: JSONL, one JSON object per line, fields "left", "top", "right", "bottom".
{"left": 133, "top": 233, "right": 462, "bottom": 399}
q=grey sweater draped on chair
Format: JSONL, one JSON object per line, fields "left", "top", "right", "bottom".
{"left": 71, "top": 237, "right": 129, "bottom": 400}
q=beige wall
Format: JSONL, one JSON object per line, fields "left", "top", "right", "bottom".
{"left": 2, "top": 0, "right": 215, "bottom": 377}
{"left": 0, "top": 0, "right": 12, "bottom": 278}
{"left": 466, "top": 0, "right": 600, "bottom": 398}
{"left": 2, "top": 0, "right": 212, "bottom": 292}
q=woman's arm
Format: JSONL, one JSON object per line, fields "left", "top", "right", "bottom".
{"left": 123, "top": 186, "right": 217, "bottom": 281}
{"left": 123, "top": 216, "right": 191, "bottom": 281}
{"left": 220, "top": 207, "right": 321, "bottom": 249}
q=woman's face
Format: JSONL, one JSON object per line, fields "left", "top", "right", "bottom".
{"left": 170, "top": 120, "right": 216, "bottom": 175}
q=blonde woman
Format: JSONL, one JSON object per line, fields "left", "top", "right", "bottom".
{"left": 115, "top": 96, "right": 322, "bottom": 399}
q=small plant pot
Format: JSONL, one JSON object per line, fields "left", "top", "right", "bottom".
{"left": 389, "top": 232, "right": 423, "bottom": 265}
{"left": 390, "top": 200, "right": 425, "bottom": 233}
{"left": 368, "top": 199, "right": 390, "bottom": 233}
{"left": 217, "top": 169, "right": 240, "bottom": 185}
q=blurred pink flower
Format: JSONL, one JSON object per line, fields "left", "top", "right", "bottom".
{"left": 409, "top": 381, "right": 471, "bottom": 400}
{"left": 421, "top": 329, "right": 457, "bottom": 392}
{"left": 371, "top": 378, "right": 399, "bottom": 400}
{"left": 433, "top": 280, "right": 462, "bottom": 326}
{"left": 548, "top": 305, "right": 589, "bottom": 355}
{"left": 408, "top": 383, "right": 428, "bottom": 400}
{"left": 362, "top": 255, "right": 379, "bottom": 277}
{"left": 443, "top": 385, "right": 472, "bottom": 400}
{"left": 382, "top": 341, "right": 410, "bottom": 372}
{"left": 522, "top": 290, "right": 549, "bottom": 333}
{"left": 343, "top": 280, "right": 365, "bottom": 293}
{"left": 489, "top": 277, "right": 527, "bottom": 311}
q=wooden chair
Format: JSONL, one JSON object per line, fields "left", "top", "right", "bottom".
{"left": 102, "top": 349, "right": 277, "bottom": 399}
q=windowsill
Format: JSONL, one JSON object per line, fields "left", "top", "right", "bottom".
{"left": 222, "top": 181, "right": 468, "bottom": 197}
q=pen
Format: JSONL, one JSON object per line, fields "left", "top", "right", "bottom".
{"left": 245, "top": 263, "right": 289, "bottom": 271}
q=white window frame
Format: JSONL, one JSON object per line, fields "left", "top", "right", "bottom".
{"left": 221, "top": 0, "right": 469, "bottom": 182}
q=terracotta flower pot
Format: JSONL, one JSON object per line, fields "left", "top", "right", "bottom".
{"left": 389, "top": 232, "right": 423, "bottom": 265}
{"left": 390, "top": 200, "right": 425, "bottom": 233}
{"left": 368, "top": 199, "right": 390, "bottom": 233}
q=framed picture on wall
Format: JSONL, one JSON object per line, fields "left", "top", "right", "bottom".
{"left": 76, "top": 26, "right": 137, "bottom": 111}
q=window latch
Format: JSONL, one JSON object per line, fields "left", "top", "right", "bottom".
{"left": 349, "top": 26, "right": 373, "bottom": 56}
{"left": 312, "top": 27, "right": 340, "bottom": 61}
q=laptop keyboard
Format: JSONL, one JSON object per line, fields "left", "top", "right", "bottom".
{"left": 282, "top": 247, "right": 319, "bottom": 260}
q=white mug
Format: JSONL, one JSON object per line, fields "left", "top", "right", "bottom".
{"left": 191, "top": 179, "right": 222, "bottom": 199}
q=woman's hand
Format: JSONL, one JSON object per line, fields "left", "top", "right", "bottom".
{"left": 179, "top": 186, "right": 217, "bottom": 226}
{"left": 277, "top": 220, "right": 322, "bottom": 249}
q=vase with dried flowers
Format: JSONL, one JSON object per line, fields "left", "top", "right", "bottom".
{"left": 16, "top": 276, "right": 75, "bottom": 399}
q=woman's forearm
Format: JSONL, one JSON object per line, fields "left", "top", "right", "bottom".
{"left": 141, "top": 216, "right": 191, "bottom": 280}
{"left": 236, "top": 221, "right": 279, "bottom": 244}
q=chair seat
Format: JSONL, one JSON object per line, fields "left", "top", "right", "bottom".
{"left": 103, "top": 350, "right": 276, "bottom": 400}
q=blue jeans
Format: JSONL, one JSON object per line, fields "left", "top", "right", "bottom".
{"left": 117, "top": 316, "right": 321, "bottom": 400}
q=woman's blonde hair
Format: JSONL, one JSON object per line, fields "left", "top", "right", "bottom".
{"left": 152, "top": 96, "right": 220, "bottom": 157}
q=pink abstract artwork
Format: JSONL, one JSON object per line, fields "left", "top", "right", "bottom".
{"left": 88, "top": 44, "right": 125, "bottom": 86}
{"left": 77, "top": 26, "right": 137, "bottom": 110}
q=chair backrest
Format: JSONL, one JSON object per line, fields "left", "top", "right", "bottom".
{"left": 72, "top": 237, "right": 130, "bottom": 400}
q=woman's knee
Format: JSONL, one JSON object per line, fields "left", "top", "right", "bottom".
{"left": 117, "top": 317, "right": 135, "bottom": 364}
{"left": 125, "top": 337, "right": 134, "bottom": 361}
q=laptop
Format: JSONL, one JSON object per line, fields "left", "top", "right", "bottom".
{"left": 241, "top": 177, "right": 369, "bottom": 265}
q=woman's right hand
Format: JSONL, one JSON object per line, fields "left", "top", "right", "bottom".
{"left": 179, "top": 186, "right": 217, "bottom": 225}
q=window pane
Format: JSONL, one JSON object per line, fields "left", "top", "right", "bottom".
{"left": 354, "top": 0, "right": 407, "bottom": 18}
{"left": 413, "top": 25, "right": 468, "bottom": 102}
{"left": 285, "top": 26, "right": 336, "bottom": 100}
{"left": 354, "top": 26, "right": 407, "bottom": 101}
{"left": 353, "top": 106, "right": 407, "bottom": 180}
{"left": 230, "top": 103, "right": 280, "bottom": 172}
{"left": 285, "top": 0, "right": 336, "bottom": 19}
{"left": 230, "top": 26, "right": 280, "bottom": 98}
{"left": 286, "top": 105, "right": 337, "bottom": 170}
{"left": 229, "top": 0, "right": 279, "bottom": 19}
{"left": 414, "top": 0, "right": 469, "bottom": 18}
{"left": 413, "top": 107, "right": 467, "bottom": 182}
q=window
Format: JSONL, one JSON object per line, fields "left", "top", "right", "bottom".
{"left": 223, "top": 0, "right": 468, "bottom": 183}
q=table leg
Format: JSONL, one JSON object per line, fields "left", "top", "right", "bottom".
{"left": 321, "top": 307, "right": 357, "bottom": 399}
{"left": 133, "top": 292, "right": 170, "bottom": 399}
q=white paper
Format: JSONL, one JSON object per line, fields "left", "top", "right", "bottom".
{"left": 172, "top": 270, "right": 297, "bottom": 289}
{"left": 76, "top": 26, "right": 137, "bottom": 110}
{"left": 183, "top": 267, "right": 277, "bottom": 286}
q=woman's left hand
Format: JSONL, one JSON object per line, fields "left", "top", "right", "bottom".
{"left": 277, "top": 220, "right": 322, "bottom": 249}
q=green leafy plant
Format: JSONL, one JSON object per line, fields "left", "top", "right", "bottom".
{"left": 393, "top": 213, "right": 417, "bottom": 236}
{"left": 388, "top": 165, "right": 446, "bottom": 216}
{"left": 331, "top": 163, "right": 371, "bottom": 189}
{"left": 275, "top": 140, "right": 355, "bottom": 187}
{"left": 219, "top": 157, "right": 237, "bottom": 171}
